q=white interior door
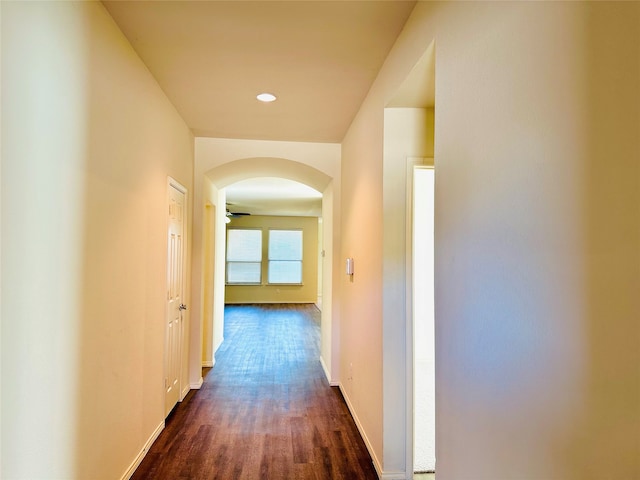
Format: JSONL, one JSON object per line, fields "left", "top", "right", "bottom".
{"left": 165, "top": 179, "right": 186, "bottom": 416}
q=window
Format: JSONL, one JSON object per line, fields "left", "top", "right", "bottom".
{"left": 268, "top": 230, "right": 303, "bottom": 284}
{"left": 226, "top": 229, "right": 262, "bottom": 284}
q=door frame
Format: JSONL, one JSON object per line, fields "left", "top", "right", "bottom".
{"left": 405, "top": 159, "right": 436, "bottom": 475}
{"left": 408, "top": 163, "right": 436, "bottom": 475}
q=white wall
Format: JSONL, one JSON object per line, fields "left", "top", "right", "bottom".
{"left": 341, "top": 2, "right": 640, "bottom": 478}
{"left": 1, "top": 2, "right": 194, "bottom": 478}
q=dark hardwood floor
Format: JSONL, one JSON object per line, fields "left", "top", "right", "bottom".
{"left": 132, "top": 304, "right": 378, "bottom": 480}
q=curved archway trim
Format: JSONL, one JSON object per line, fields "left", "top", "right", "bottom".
{"left": 205, "top": 156, "right": 332, "bottom": 192}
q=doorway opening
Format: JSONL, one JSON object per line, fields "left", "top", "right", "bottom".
{"left": 198, "top": 163, "right": 338, "bottom": 389}
{"left": 413, "top": 167, "right": 435, "bottom": 475}
{"left": 383, "top": 38, "right": 435, "bottom": 477}
{"left": 222, "top": 177, "right": 323, "bottom": 307}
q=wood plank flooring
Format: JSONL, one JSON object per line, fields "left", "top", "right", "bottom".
{"left": 132, "top": 304, "right": 378, "bottom": 480}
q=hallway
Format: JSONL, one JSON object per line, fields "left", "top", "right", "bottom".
{"left": 132, "top": 304, "right": 377, "bottom": 479}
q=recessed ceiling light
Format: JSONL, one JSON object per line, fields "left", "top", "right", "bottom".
{"left": 256, "top": 92, "right": 277, "bottom": 103}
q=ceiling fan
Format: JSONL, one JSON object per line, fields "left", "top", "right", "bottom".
{"left": 225, "top": 203, "right": 251, "bottom": 221}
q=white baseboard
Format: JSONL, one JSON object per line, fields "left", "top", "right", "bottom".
{"left": 320, "top": 356, "right": 339, "bottom": 386}
{"left": 380, "top": 471, "right": 408, "bottom": 480}
{"left": 338, "top": 383, "right": 384, "bottom": 478}
{"left": 202, "top": 359, "right": 214, "bottom": 368}
{"left": 189, "top": 376, "right": 204, "bottom": 390}
{"left": 224, "top": 301, "right": 317, "bottom": 304}
{"left": 121, "top": 420, "right": 164, "bottom": 480}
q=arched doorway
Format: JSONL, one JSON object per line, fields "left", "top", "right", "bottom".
{"left": 189, "top": 150, "right": 341, "bottom": 396}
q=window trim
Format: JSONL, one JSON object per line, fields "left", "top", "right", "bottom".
{"left": 225, "top": 227, "right": 263, "bottom": 285}
{"left": 267, "top": 228, "right": 303, "bottom": 285}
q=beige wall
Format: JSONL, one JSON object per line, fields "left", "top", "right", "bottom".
{"left": 201, "top": 202, "right": 216, "bottom": 366}
{"left": 225, "top": 215, "right": 318, "bottom": 304}
{"left": 198, "top": 176, "right": 226, "bottom": 368}
{"left": 382, "top": 107, "right": 434, "bottom": 474}
{"left": 341, "top": 1, "right": 639, "bottom": 478}
{"left": 1, "top": 2, "right": 194, "bottom": 479}
{"left": 320, "top": 181, "right": 339, "bottom": 383}
{"left": 340, "top": 93, "right": 385, "bottom": 471}
{"left": 194, "top": 176, "right": 225, "bottom": 374}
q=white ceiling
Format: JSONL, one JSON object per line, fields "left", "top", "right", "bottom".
{"left": 103, "top": 1, "right": 417, "bottom": 216}
{"left": 226, "top": 177, "right": 322, "bottom": 217}
{"left": 103, "top": 0, "right": 416, "bottom": 143}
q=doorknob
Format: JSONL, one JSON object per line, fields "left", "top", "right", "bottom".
{"left": 179, "top": 304, "right": 187, "bottom": 311}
